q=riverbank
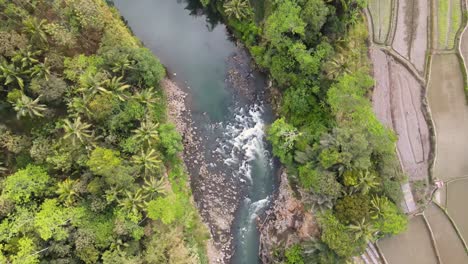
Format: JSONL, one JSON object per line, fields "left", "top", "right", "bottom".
{"left": 258, "top": 170, "right": 319, "bottom": 263}
{"left": 162, "top": 78, "right": 226, "bottom": 263}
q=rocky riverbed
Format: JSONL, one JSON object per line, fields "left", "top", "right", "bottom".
{"left": 162, "top": 77, "right": 236, "bottom": 262}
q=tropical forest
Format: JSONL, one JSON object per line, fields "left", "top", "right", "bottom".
{"left": 0, "top": 0, "right": 467, "bottom": 264}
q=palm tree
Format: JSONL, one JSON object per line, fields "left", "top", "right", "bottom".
{"left": 13, "top": 94, "right": 47, "bottom": 119}
{"left": 22, "top": 17, "right": 48, "bottom": 45}
{"left": 223, "top": 0, "right": 251, "bottom": 20}
{"left": 12, "top": 47, "right": 41, "bottom": 69}
{"left": 370, "top": 195, "right": 390, "bottom": 219}
{"left": 117, "top": 189, "right": 147, "bottom": 215}
{"left": 133, "top": 87, "right": 158, "bottom": 107}
{"left": 62, "top": 117, "right": 93, "bottom": 146}
{"left": 102, "top": 76, "right": 130, "bottom": 101}
{"left": 356, "top": 170, "right": 379, "bottom": 194}
{"left": 111, "top": 55, "right": 134, "bottom": 77}
{"left": 142, "top": 176, "right": 166, "bottom": 199}
{"left": 29, "top": 58, "right": 51, "bottom": 80}
{"left": 77, "top": 72, "right": 108, "bottom": 97}
{"left": 104, "top": 187, "right": 120, "bottom": 204}
{"left": 348, "top": 218, "right": 377, "bottom": 243}
{"left": 56, "top": 179, "right": 79, "bottom": 206}
{"left": 132, "top": 120, "right": 160, "bottom": 147}
{"left": 132, "top": 149, "right": 162, "bottom": 176}
{"left": 0, "top": 60, "right": 25, "bottom": 90}
{"left": 67, "top": 94, "right": 92, "bottom": 117}
{"left": 324, "top": 53, "right": 352, "bottom": 79}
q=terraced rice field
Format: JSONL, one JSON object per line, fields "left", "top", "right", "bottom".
{"left": 378, "top": 216, "right": 438, "bottom": 264}
{"left": 425, "top": 203, "right": 468, "bottom": 263}
{"left": 436, "top": 0, "right": 462, "bottom": 49}
{"left": 368, "top": 0, "right": 393, "bottom": 44}
{"left": 392, "top": 0, "right": 429, "bottom": 73}
{"left": 428, "top": 54, "right": 468, "bottom": 183}
{"left": 370, "top": 0, "right": 468, "bottom": 263}
{"left": 446, "top": 180, "right": 468, "bottom": 244}
{"left": 370, "top": 48, "right": 430, "bottom": 183}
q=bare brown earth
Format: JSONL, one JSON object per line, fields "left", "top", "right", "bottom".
{"left": 392, "top": 0, "right": 429, "bottom": 73}
{"left": 258, "top": 171, "right": 319, "bottom": 264}
{"left": 370, "top": 47, "right": 430, "bottom": 182}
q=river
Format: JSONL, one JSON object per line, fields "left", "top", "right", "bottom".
{"left": 113, "top": 0, "right": 278, "bottom": 263}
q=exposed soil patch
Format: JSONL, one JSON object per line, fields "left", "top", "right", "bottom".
{"left": 370, "top": 47, "right": 430, "bottom": 182}
{"left": 258, "top": 171, "right": 319, "bottom": 264}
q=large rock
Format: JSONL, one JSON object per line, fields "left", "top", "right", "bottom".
{"left": 258, "top": 170, "right": 319, "bottom": 263}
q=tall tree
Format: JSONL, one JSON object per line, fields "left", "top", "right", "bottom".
{"left": 223, "top": 0, "right": 251, "bottom": 20}
{"left": 13, "top": 94, "right": 47, "bottom": 119}
{"left": 62, "top": 117, "right": 93, "bottom": 146}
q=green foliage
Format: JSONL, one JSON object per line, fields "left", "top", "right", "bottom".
{"left": 3, "top": 165, "right": 50, "bottom": 204}
{"left": 334, "top": 194, "right": 370, "bottom": 225}
{"left": 268, "top": 118, "right": 300, "bottom": 165}
{"left": 223, "top": 0, "right": 252, "bottom": 20}
{"left": 371, "top": 196, "right": 407, "bottom": 235}
{"left": 147, "top": 195, "right": 184, "bottom": 225}
{"left": 87, "top": 147, "right": 122, "bottom": 177}
{"left": 298, "top": 164, "right": 341, "bottom": 198}
{"left": 285, "top": 244, "right": 305, "bottom": 264}
{"left": 35, "top": 199, "right": 71, "bottom": 240}
{"left": 29, "top": 75, "right": 67, "bottom": 103}
{"left": 319, "top": 212, "right": 365, "bottom": 258}
{"left": 264, "top": 0, "right": 305, "bottom": 45}
{"left": 9, "top": 237, "right": 40, "bottom": 264}
{"left": 158, "top": 123, "right": 183, "bottom": 160}
{"left": 13, "top": 94, "right": 47, "bottom": 119}
{"left": 223, "top": 0, "right": 406, "bottom": 258}
{"left": 127, "top": 47, "right": 165, "bottom": 87}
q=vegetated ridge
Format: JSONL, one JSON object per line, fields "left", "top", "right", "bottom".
{"left": 0, "top": 0, "right": 208, "bottom": 263}
{"left": 200, "top": 0, "right": 408, "bottom": 262}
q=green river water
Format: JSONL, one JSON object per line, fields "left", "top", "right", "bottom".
{"left": 113, "top": 0, "right": 278, "bottom": 263}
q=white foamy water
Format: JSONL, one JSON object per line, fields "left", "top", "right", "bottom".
{"left": 216, "top": 104, "right": 271, "bottom": 183}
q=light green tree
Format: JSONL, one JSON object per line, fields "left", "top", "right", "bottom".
{"left": 0, "top": 60, "right": 25, "bottom": 89}
{"left": 142, "top": 176, "right": 166, "bottom": 199}
{"left": 356, "top": 170, "right": 379, "bottom": 194}
{"left": 102, "top": 76, "right": 130, "bottom": 101}
{"left": 34, "top": 199, "right": 70, "bottom": 241}
{"left": 3, "top": 165, "right": 50, "bottom": 204}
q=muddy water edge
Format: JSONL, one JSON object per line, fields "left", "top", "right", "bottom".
{"left": 112, "top": 0, "right": 279, "bottom": 263}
